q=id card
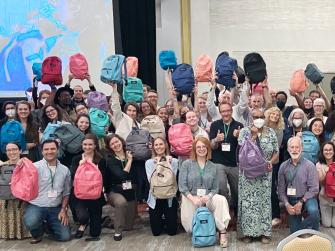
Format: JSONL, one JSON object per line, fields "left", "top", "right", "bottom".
{"left": 221, "top": 143, "right": 231, "bottom": 152}
{"left": 287, "top": 187, "right": 296, "bottom": 196}
{"left": 48, "top": 190, "right": 57, "bottom": 198}
{"left": 122, "top": 181, "right": 132, "bottom": 190}
{"left": 197, "top": 188, "right": 206, "bottom": 197}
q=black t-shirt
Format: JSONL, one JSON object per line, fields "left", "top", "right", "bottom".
{"left": 209, "top": 119, "right": 244, "bottom": 167}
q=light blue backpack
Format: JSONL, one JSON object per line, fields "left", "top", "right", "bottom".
{"left": 0, "top": 120, "right": 26, "bottom": 153}
{"left": 89, "top": 108, "right": 110, "bottom": 138}
{"left": 100, "top": 55, "right": 127, "bottom": 84}
{"left": 123, "top": 77, "right": 144, "bottom": 103}
{"left": 192, "top": 207, "right": 217, "bottom": 247}
{"left": 41, "top": 121, "right": 62, "bottom": 143}
{"left": 301, "top": 131, "right": 320, "bottom": 164}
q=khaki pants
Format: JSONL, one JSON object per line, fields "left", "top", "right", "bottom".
{"left": 181, "top": 194, "right": 231, "bottom": 233}
{"left": 108, "top": 192, "right": 137, "bottom": 234}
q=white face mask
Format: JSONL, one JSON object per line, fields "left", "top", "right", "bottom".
{"left": 40, "top": 98, "right": 47, "bottom": 106}
{"left": 253, "top": 118, "right": 265, "bottom": 129}
{"left": 5, "top": 108, "right": 16, "bottom": 118}
{"left": 292, "top": 118, "right": 303, "bottom": 128}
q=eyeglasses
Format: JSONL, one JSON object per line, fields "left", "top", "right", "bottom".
{"left": 46, "top": 109, "right": 56, "bottom": 115}
{"left": 6, "top": 148, "right": 19, "bottom": 153}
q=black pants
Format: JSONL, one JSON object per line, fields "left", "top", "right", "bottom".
{"left": 134, "top": 160, "right": 149, "bottom": 201}
{"left": 149, "top": 198, "right": 178, "bottom": 236}
{"left": 75, "top": 199, "right": 102, "bottom": 237}
{"left": 271, "top": 163, "right": 281, "bottom": 219}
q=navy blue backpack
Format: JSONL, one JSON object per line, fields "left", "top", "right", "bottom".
{"left": 172, "top": 64, "right": 195, "bottom": 95}
{"left": 215, "top": 52, "right": 238, "bottom": 89}
{"left": 159, "top": 50, "right": 177, "bottom": 70}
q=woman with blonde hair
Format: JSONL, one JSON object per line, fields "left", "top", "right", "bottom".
{"left": 179, "top": 136, "right": 230, "bottom": 248}
{"left": 264, "top": 106, "right": 285, "bottom": 227}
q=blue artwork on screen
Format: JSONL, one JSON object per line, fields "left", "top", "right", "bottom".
{"left": 0, "top": 0, "right": 78, "bottom": 92}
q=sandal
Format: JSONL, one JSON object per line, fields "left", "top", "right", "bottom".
{"left": 219, "top": 231, "right": 228, "bottom": 248}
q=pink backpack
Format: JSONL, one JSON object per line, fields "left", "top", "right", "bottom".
{"left": 290, "top": 69, "right": 309, "bottom": 93}
{"left": 69, "top": 53, "right": 89, "bottom": 80}
{"left": 195, "top": 54, "right": 213, "bottom": 82}
{"left": 74, "top": 160, "right": 102, "bottom": 200}
{"left": 41, "top": 56, "right": 63, "bottom": 85}
{"left": 126, "top": 57, "right": 138, "bottom": 77}
{"left": 10, "top": 157, "right": 39, "bottom": 201}
{"left": 168, "top": 123, "right": 193, "bottom": 156}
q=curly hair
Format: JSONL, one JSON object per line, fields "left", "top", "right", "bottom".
{"left": 264, "top": 107, "right": 285, "bottom": 129}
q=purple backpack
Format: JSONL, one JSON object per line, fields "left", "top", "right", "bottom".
{"left": 87, "top": 91, "right": 109, "bottom": 112}
{"left": 238, "top": 137, "right": 268, "bottom": 179}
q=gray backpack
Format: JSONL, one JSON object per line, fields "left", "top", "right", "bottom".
{"left": 126, "top": 128, "right": 152, "bottom": 160}
{"left": 55, "top": 124, "right": 85, "bottom": 154}
{"left": 0, "top": 164, "right": 16, "bottom": 200}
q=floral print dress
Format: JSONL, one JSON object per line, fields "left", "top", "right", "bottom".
{"left": 237, "top": 126, "right": 279, "bottom": 238}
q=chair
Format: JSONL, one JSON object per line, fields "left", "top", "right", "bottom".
{"left": 277, "top": 229, "right": 335, "bottom": 251}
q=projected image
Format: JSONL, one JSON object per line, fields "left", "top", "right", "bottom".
{"left": 0, "top": 0, "right": 114, "bottom": 96}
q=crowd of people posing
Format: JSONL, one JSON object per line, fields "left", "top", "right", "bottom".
{"left": 0, "top": 68, "right": 335, "bottom": 248}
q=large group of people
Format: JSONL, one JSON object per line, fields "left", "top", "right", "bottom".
{"left": 0, "top": 65, "right": 335, "bottom": 248}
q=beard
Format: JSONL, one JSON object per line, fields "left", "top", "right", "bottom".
{"left": 289, "top": 151, "right": 301, "bottom": 160}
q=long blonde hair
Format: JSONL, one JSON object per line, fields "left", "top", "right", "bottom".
{"left": 264, "top": 107, "right": 285, "bottom": 129}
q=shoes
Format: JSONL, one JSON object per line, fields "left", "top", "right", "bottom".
{"left": 219, "top": 231, "right": 228, "bottom": 248}
{"left": 30, "top": 236, "right": 42, "bottom": 244}
{"left": 272, "top": 218, "right": 282, "bottom": 227}
{"left": 74, "top": 230, "right": 85, "bottom": 239}
{"left": 113, "top": 233, "right": 122, "bottom": 241}
{"left": 85, "top": 237, "right": 100, "bottom": 241}
{"left": 261, "top": 236, "right": 271, "bottom": 244}
{"left": 241, "top": 236, "right": 252, "bottom": 243}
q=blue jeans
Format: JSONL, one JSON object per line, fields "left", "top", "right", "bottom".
{"left": 23, "top": 203, "right": 71, "bottom": 241}
{"left": 288, "top": 197, "right": 320, "bottom": 233}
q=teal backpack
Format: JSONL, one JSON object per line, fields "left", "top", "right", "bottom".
{"left": 100, "top": 55, "right": 127, "bottom": 85}
{"left": 301, "top": 131, "right": 320, "bottom": 164}
{"left": 41, "top": 121, "right": 62, "bottom": 143}
{"left": 0, "top": 120, "right": 26, "bottom": 153}
{"left": 192, "top": 207, "right": 217, "bottom": 247}
{"left": 123, "top": 77, "right": 144, "bottom": 103}
{"left": 89, "top": 108, "right": 110, "bottom": 138}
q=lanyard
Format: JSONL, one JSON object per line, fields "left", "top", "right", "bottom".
{"left": 223, "top": 123, "right": 230, "bottom": 140}
{"left": 287, "top": 163, "right": 301, "bottom": 185}
{"left": 47, "top": 163, "right": 57, "bottom": 189}
{"left": 196, "top": 161, "right": 205, "bottom": 186}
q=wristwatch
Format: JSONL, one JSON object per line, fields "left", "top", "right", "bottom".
{"left": 299, "top": 198, "right": 304, "bottom": 204}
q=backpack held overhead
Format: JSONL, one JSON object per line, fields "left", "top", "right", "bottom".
{"left": 325, "top": 162, "right": 335, "bottom": 198}
{"left": 238, "top": 136, "right": 268, "bottom": 179}
{"left": 10, "top": 157, "right": 39, "bottom": 201}
{"left": 0, "top": 120, "right": 26, "bottom": 154}
{"left": 195, "top": 54, "right": 213, "bottom": 82}
{"left": 0, "top": 163, "right": 16, "bottom": 200}
{"left": 89, "top": 108, "right": 110, "bottom": 138}
{"left": 192, "top": 207, "right": 217, "bottom": 247}
{"left": 140, "top": 115, "right": 166, "bottom": 139}
{"left": 168, "top": 123, "right": 193, "bottom": 156}
{"left": 123, "top": 77, "right": 144, "bottom": 103}
{"left": 290, "top": 69, "right": 309, "bottom": 93}
{"left": 215, "top": 52, "right": 238, "bottom": 89}
{"left": 301, "top": 131, "right": 320, "bottom": 164}
{"left": 74, "top": 160, "right": 103, "bottom": 200}
{"left": 101, "top": 54, "right": 127, "bottom": 84}
{"left": 150, "top": 157, "right": 177, "bottom": 199}
{"left": 126, "top": 57, "right": 138, "bottom": 77}
{"left": 69, "top": 53, "right": 89, "bottom": 80}
{"left": 304, "top": 63, "right": 324, "bottom": 84}
{"left": 172, "top": 64, "right": 195, "bottom": 95}
{"left": 126, "top": 128, "right": 152, "bottom": 160}
{"left": 243, "top": 52, "right": 267, "bottom": 85}
{"left": 32, "top": 63, "right": 42, "bottom": 81}
{"left": 87, "top": 91, "right": 109, "bottom": 112}
{"left": 41, "top": 56, "right": 63, "bottom": 85}
{"left": 159, "top": 50, "right": 177, "bottom": 70}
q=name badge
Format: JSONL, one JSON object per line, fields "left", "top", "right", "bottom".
{"left": 122, "top": 181, "right": 132, "bottom": 190}
{"left": 221, "top": 143, "right": 231, "bottom": 152}
{"left": 287, "top": 187, "right": 296, "bottom": 196}
{"left": 48, "top": 190, "right": 57, "bottom": 198}
{"left": 197, "top": 188, "right": 206, "bottom": 197}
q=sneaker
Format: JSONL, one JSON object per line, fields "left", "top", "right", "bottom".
{"left": 30, "top": 236, "right": 42, "bottom": 244}
{"left": 261, "top": 236, "right": 271, "bottom": 244}
{"left": 113, "top": 233, "right": 122, "bottom": 241}
{"left": 272, "top": 218, "right": 282, "bottom": 227}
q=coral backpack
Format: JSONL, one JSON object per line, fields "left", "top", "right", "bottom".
{"left": 41, "top": 56, "right": 63, "bottom": 85}
{"left": 195, "top": 54, "right": 213, "bottom": 82}
{"left": 126, "top": 57, "right": 138, "bottom": 77}
{"left": 290, "top": 69, "right": 309, "bottom": 93}
{"left": 325, "top": 162, "right": 335, "bottom": 198}
{"left": 69, "top": 53, "right": 89, "bottom": 80}
{"left": 74, "top": 160, "right": 103, "bottom": 200}
{"left": 168, "top": 123, "right": 193, "bottom": 156}
{"left": 10, "top": 157, "right": 39, "bottom": 201}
